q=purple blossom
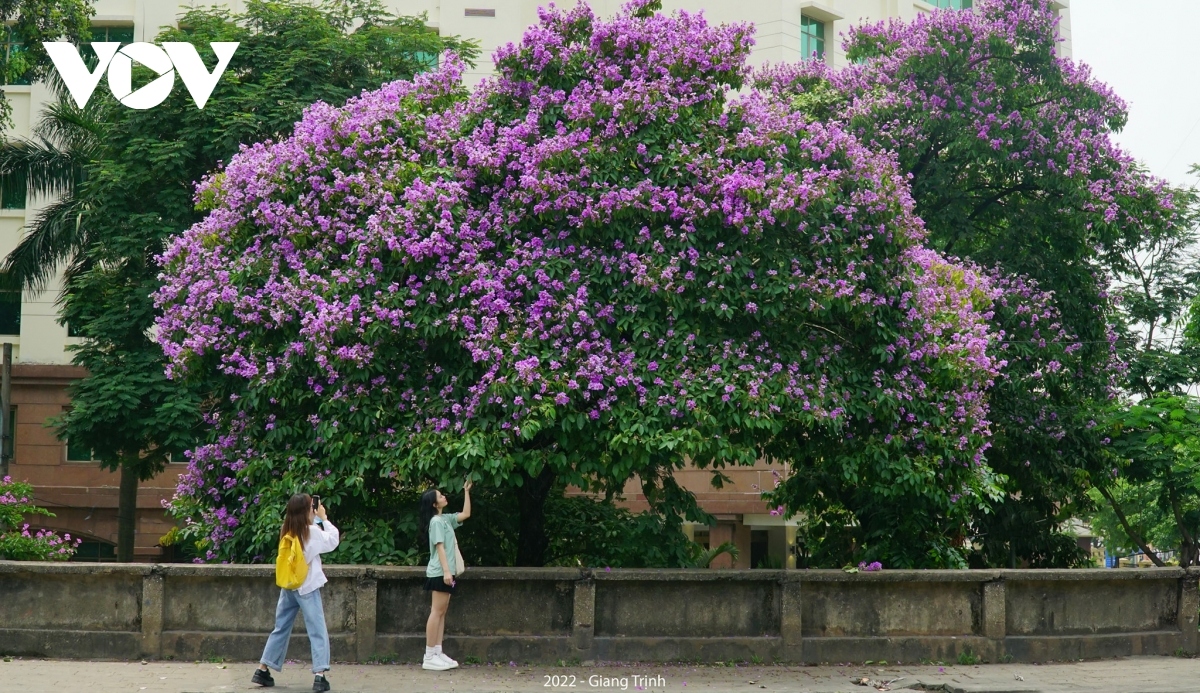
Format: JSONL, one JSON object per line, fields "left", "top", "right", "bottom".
{"left": 151, "top": 0, "right": 1080, "bottom": 562}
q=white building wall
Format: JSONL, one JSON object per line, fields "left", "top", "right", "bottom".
{"left": 0, "top": 0, "right": 1071, "bottom": 365}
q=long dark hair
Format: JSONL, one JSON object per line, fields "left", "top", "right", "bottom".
{"left": 417, "top": 488, "right": 439, "bottom": 547}
{"left": 281, "top": 493, "right": 312, "bottom": 548}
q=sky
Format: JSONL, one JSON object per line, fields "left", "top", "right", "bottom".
{"left": 1071, "top": 1, "right": 1200, "bottom": 188}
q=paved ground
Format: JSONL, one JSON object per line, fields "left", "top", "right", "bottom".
{"left": 2, "top": 656, "right": 1198, "bottom": 693}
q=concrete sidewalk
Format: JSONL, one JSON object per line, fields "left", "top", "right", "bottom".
{"left": 2, "top": 656, "right": 1197, "bottom": 693}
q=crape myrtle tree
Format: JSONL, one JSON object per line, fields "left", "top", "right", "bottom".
{"left": 761, "top": 0, "right": 1186, "bottom": 567}
{"left": 13, "top": 0, "right": 477, "bottom": 562}
{"left": 156, "top": 1, "right": 1026, "bottom": 567}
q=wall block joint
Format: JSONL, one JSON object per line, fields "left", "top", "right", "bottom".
{"left": 572, "top": 577, "right": 596, "bottom": 655}
{"left": 140, "top": 572, "right": 165, "bottom": 659}
{"left": 356, "top": 577, "right": 378, "bottom": 663}
{"left": 1178, "top": 571, "right": 1199, "bottom": 654}
{"left": 780, "top": 577, "right": 802, "bottom": 661}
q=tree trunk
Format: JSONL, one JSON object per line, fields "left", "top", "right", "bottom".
{"left": 514, "top": 466, "right": 556, "bottom": 567}
{"left": 1168, "top": 488, "right": 1198, "bottom": 568}
{"left": 1098, "top": 485, "right": 1165, "bottom": 567}
{"left": 117, "top": 463, "right": 138, "bottom": 563}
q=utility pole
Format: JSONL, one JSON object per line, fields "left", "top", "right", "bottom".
{"left": 0, "top": 342, "right": 11, "bottom": 480}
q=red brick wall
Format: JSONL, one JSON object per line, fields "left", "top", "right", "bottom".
{"left": 8, "top": 365, "right": 181, "bottom": 560}
{"left": 9, "top": 365, "right": 786, "bottom": 564}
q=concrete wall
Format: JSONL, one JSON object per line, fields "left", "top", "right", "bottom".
{"left": 1, "top": 563, "right": 1195, "bottom": 664}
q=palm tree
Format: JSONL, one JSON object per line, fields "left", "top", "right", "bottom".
{"left": 0, "top": 79, "right": 131, "bottom": 555}
{"left": 0, "top": 76, "right": 105, "bottom": 293}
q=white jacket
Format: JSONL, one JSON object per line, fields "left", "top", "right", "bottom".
{"left": 298, "top": 519, "right": 340, "bottom": 595}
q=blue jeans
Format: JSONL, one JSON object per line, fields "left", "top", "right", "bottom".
{"left": 259, "top": 588, "right": 330, "bottom": 673}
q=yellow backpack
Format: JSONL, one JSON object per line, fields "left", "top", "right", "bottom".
{"left": 275, "top": 533, "right": 308, "bottom": 590}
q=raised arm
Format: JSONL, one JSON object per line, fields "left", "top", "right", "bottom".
{"left": 308, "top": 502, "right": 340, "bottom": 556}
{"left": 456, "top": 478, "right": 473, "bottom": 523}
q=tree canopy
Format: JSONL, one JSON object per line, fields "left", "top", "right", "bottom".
{"left": 762, "top": 0, "right": 1187, "bottom": 567}
{"left": 155, "top": 0, "right": 1190, "bottom": 568}
{"left": 0, "top": 0, "right": 92, "bottom": 129}
{"left": 3, "top": 0, "right": 477, "bottom": 561}
{"left": 1091, "top": 171, "right": 1200, "bottom": 568}
{"left": 156, "top": 0, "right": 1025, "bottom": 567}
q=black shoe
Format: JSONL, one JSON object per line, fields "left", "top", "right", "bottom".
{"left": 251, "top": 668, "right": 275, "bottom": 687}
{"left": 313, "top": 673, "right": 331, "bottom": 692}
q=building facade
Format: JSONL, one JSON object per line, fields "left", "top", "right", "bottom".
{"left": 0, "top": 0, "right": 1071, "bottom": 565}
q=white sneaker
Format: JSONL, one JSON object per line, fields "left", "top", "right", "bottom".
{"left": 422, "top": 654, "right": 452, "bottom": 671}
{"left": 437, "top": 652, "right": 459, "bottom": 669}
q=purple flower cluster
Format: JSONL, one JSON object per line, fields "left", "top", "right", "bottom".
{"left": 153, "top": 1, "right": 1074, "bottom": 561}
{"left": 0, "top": 491, "right": 31, "bottom": 506}
{"left": 0, "top": 526, "right": 82, "bottom": 561}
{"left": 762, "top": 0, "right": 1175, "bottom": 236}
{"left": 0, "top": 477, "right": 81, "bottom": 561}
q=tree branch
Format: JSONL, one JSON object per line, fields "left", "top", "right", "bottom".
{"left": 968, "top": 183, "right": 1039, "bottom": 222}
{"left": 1097, "top": 484, "right": 1165, "bottom": 567}
{"left": 1168, "top": 486, "right": 1197, "bottom": 567}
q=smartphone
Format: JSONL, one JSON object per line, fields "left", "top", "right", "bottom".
{"left": 312, "top": 495, "right": 321, "bottom": 511}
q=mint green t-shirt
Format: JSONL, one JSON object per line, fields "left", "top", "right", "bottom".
{"left": 426, "top": 513, "right": 461, "bottom": 578}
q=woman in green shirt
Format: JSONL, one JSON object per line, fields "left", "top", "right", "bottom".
{"left": 418, "top": 478, "right": 472, "bottom": 671}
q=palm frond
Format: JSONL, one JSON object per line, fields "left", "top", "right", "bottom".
{"left": 34, "top": 98, "right": 107, "bottom": 151}
{"left": 0, "top": 136, "right": 86, "bottom": 200}
{"left": 1, "top": 194, "right": 91, "bottom": 295}
{"left": 692, "top": 541, "right": 740, "bottom": 569}
{"left": 0, "top": 79, "right": 105, "bottom": 295}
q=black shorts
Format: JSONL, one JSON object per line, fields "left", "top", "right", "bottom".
{"left": 424, "top": 575, "right": 457, "bottom": 594}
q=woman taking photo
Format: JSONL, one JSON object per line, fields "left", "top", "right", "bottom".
{"left": 252, "top": 493, "right": 340, "bottom": 692}
{"left": 419, "top": 478, "right": 472, "bottom": 671}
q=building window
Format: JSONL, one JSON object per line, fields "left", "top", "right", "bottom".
{"left": 0, "top": 169, "right": 26, "bottom": 209}
{"left": 801, "top": 16, "right": 826, "bottom": 62}
{"left": 72, "top": 539, "right": 117, "bottom": 562}
{"left": 931, "top": 0, "right": 973, "bottom": 8}
{"left": 66, "top": 438, "right": 94, "bottom": 462}
{"left": 89, "top": 25, "right": 135, "bottom": 44}
{"left": 83, "top": 25, "right": 135, "bottom": 69}
{"left": 2, "top": 26, "right": 31, "bottom": 86}
{"left": 413, "top": 51, "right": 438, "bottom": 73}
{"left": 3, "top": 406, "right": 15, "bottom": 459}
{"left": 0, "top": 289, "right": 20, "bottom": 334}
